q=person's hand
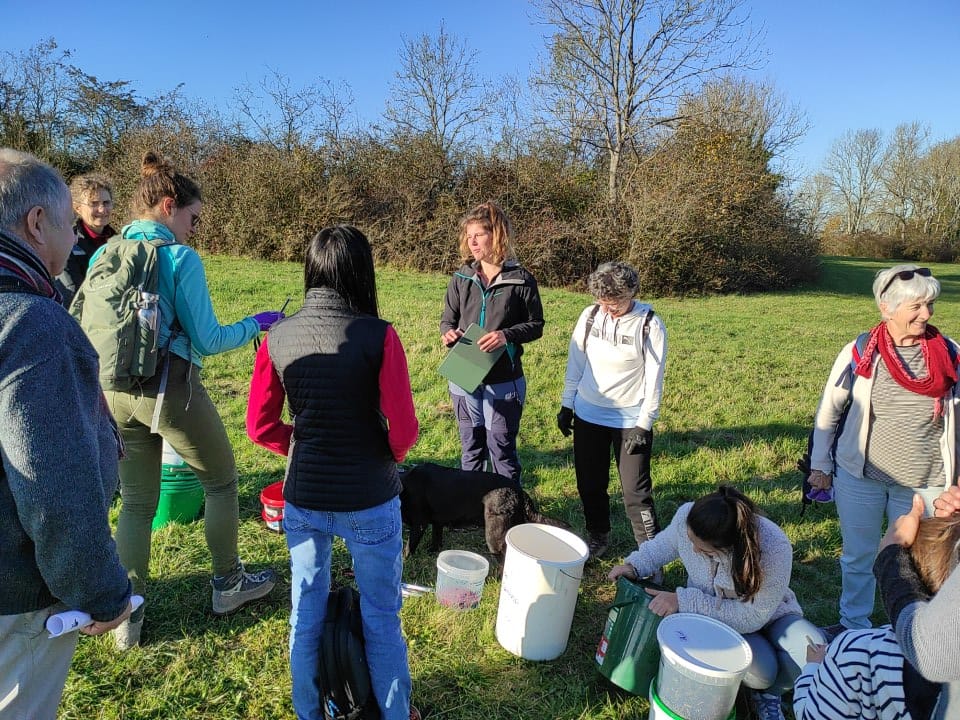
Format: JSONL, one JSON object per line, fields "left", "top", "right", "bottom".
{"left": 623, "top": 427, "right": 651, "bottom": 455}
{"left": 556, "top": 407, "right": 574, "bottom": 437}
{"left": 442, "top": 328, "right": 463, "bottom": 347}
{"left": 477, "top": 330, "right": 507, "bottom": 352}
{"left": 879, "top": 493, "right": 925, "bottom": 551}
{"left": 80, "top": 599, "right": 134, "bottom": 636}
{"left": 808, "top": 469, "right": 833, "bottom": 491}
{"left": 933, "top": 485, "right": 960, "bottom": 518}
{"left": 253, "top": 310, "right": 285, "bottom": 331}
{"left": 805, "top": 637, "right": 827, "bottom": 664}
{"left": 607, "top": 563, "right": 638, "bottom": 582}
{"left": 645, "top": 588, "right": 679, "bottom": 617}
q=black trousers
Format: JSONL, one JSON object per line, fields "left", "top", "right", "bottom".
{"left": 574, "top": 414, "right": 660, "bottom": 545}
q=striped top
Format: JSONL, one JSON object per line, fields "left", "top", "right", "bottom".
{"left": 864, "top": 345, "right": 944, "bottom": 489}
{"left": 793, "top": 626, "right": 908, "bottom": 720}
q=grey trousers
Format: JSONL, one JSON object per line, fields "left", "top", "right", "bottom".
{"left": 0, "top": 605, "right": 77, "bottom": 719}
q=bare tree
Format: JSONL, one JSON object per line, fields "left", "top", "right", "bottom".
{"left": 678, "top": 77, "right": 807, "bottom": 159}
{"left": 916, "top": 137, "right": 960, "bottom": 240}
{"left": 795, "top": 173, "right": 834, "bottom": 237}
{"left": 232, "top": 69, "right": 345, "bottom": 153}
{"left": 876, "top": 122, "right": 929, "bottom": 238}
{"left": 384, "top": 23, "right": 491, "bottom": 157}
{"left": 0, "top": 39, "right": 74, "bottom": 160}
{"left": 825, "top": 128, "right": 884, "bottom": 235}
{"left": 532, "top": 0, "right": 760, "bottom": 206}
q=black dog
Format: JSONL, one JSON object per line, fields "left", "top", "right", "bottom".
{"left": 399, "top": 463, "right": 569, "bottom": 563}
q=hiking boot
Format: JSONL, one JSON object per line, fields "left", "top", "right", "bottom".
{"left": 410, "top": 704, "right": 422, "bottom": 720}
{"left": 112, "top": 605, "right": 145, "bottom": 651}
{"left": 211, "top": 565, "right": 277, "bottom": 615}
{"left": 588, "top": 533, "right": 608, "bottom": 560}
{"left": 820, "top": 622, "right": 848, "bottom": 643}
{"left": 752, "top": 691, "right": 785, "bottom": 720}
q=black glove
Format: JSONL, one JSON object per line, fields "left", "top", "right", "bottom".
{"left": 623, "top": 427, "right": 652, "bottom": 455}
{"left": 556, "top": 407, "right": 574, "bottom": 437}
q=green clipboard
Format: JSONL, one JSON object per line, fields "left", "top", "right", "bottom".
{"left": 438, "top": 323, "right": 505, "bottom": 393}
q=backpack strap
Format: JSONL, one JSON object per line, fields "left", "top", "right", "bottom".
{"left": 582, "top": 304, "right": 600, "bottom": 349}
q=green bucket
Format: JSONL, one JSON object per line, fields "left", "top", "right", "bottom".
{"left": 595, "top": 576, "right": 664, "bottom": 695}
{"left": 152, "top": 463, "right": 204, "bottom": 530}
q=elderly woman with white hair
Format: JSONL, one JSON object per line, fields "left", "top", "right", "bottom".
{"left": 809, "top": 264, "right": 960, "bottom": 641}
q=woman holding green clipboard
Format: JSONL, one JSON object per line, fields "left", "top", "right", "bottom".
{"left": 440, "top": 201, "right": 544, "bottom": 485}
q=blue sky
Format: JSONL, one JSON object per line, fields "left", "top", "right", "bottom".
{"left": 2, "top": 0, "right": 958, "bottom": 178}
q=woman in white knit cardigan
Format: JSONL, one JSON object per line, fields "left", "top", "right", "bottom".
{"left": 609, "top": 486, "right": 823, "bottom": 720}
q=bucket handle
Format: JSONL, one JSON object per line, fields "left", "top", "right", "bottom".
{"left": 606, "top": 578, "right": 666, "bottom": 610}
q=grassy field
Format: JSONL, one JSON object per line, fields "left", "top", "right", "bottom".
{"left": 58, "top": 256, "right": 960, "bottom": 719}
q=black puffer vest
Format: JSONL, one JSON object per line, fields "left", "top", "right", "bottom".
{"left": 267, "top": 287, "right": 400, "bottom": 511}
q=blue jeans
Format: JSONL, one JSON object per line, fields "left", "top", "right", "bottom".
{"left": 742, "top": 614, "right": 824, "bottom": 695}
{"left": 833, "top": 466, "right": 940, "bottom": 629}
{"left": 284, "top": 497, "right": 411, "bottom": 720}
{"left": 449, "top": 377, "right": 526, "bottom": 483}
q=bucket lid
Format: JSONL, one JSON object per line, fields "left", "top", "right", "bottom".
{"left": 656, "top": 613, "right": 752, "bottom": 678}
{"left": 504, "top": 523, "right": 588, "bottom": 566}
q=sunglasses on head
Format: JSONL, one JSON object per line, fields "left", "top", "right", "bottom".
{"left": 879, "top": 267, "right": 931, "bottom": 296}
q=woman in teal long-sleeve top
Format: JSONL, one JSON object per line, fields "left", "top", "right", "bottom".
{"left": 102, "top": 151, "right": 282, "bottom": 650}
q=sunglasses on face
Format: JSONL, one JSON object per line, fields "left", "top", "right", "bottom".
{"left": 879, "top": 267, "right": 931, "bottom": 296}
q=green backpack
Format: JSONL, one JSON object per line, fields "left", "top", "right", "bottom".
{"left": 70, "top": 236, "right": 175, "bottom": 391}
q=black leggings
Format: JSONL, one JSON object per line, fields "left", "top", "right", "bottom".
{"left": 573, "top": 414, "right": 659, "bottom": 545}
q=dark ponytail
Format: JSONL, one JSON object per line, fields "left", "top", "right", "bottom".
{"left": 687, "top": 485, "right": 764, "bottom": 601}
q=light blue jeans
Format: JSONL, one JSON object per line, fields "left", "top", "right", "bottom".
{"left": 742, "top": 614, "right": 825, "bottom": 695}
{"left": 285, "top": 497, "right": 411, "bottom": 720}
{"left": 833, "top": 466, "right": 941, "bottom": 629}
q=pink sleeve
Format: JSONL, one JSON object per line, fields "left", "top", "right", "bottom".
{"left": 380, "top": 325, "right": 419, "bottom": 462}
{"left": 246, "top": 335, "right": 293, "bottom": 456}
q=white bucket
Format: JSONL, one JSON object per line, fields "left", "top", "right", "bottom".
{"left": 648, "top": 678, "right": 736, "bottom": 720}
{"left": 655, "top": 613, "right": 752, "bottom": 720}
{"left": 495, "top": 523, "right": 589, "bottom": 661}
{"left": 436, "top": 550, "right": 489, "bottom": 610}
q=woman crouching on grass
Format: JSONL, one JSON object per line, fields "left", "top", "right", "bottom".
{"left": 608, "top": 486, "right": 823, "bottom": 720}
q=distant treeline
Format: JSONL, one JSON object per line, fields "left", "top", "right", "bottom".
{"left": 9, "top": 34, "right": 899, "bottom": 294}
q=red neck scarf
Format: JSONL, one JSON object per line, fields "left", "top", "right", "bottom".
{"left": 854, "top": 321, "right": 958, "bottom": 416}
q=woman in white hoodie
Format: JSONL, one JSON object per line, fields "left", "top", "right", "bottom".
{"left": 558, "top": 261, "right": 667, "bottom": 560}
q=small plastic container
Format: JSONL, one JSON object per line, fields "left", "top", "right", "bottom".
{"left": 260, "top": 481, "right": 285, "bottom": 532}
{"left": 435, "top": 550, "right": 489, "bottom": 610}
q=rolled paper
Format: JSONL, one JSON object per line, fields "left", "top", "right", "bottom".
{"left": 46, "top": 595, "right": 144, "bottom": 638}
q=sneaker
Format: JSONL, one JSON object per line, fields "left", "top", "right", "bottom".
{"left": 588, "top": 533, "right": 609, "bottom": 560}
{"left": 820, "top": 622, "right": 848, "bottom": 643}
{"left": 752, "top": 691, "right": 785, "bottom": 720}
{"left": 112, "top": 603, "right": 145, "bottom": 650}
{"left": 410, "top": 705, "right": 422, "bottom": 720}
{"left": 211, "top": 565, "right": 277, "bottom": 615}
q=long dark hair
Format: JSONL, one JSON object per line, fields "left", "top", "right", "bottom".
{"left": 304, "top": 225, "right": 379, "bottom": 317}
{"left": 687, "top": 485, "right": 763, "bottom": 601}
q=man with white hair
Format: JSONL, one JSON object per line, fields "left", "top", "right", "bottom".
{"left": 0, "top": 148, "right": 133, "bottom": 718}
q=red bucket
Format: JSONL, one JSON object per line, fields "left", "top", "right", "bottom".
{"left": 260, "top": 481, "right": 284, "bottom": 532}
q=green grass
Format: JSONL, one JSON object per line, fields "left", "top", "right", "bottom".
{"left": 59, "top": 256, "right": 960, "bottom": 719}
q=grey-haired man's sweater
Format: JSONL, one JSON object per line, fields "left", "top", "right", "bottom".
{"left": 0, "top": 273, "right": 130, "bottom": 621}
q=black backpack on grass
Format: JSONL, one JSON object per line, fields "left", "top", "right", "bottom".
{"left": 321, "top": 586, "right": 380, "bottom": 720}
